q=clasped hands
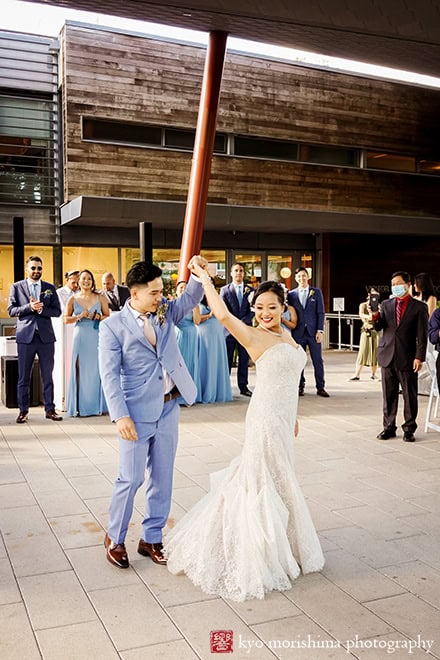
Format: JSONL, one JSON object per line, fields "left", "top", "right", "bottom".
{"left": 187, "top": 255, "right": 209, "bottom": 277}
{"left": 30, "top": 296, "right": 44, "bottom": 313}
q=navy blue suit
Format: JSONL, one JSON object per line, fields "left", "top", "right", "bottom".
{"left": 220, "top": 282, "right": 254, "bottom": 391}
{"left": 288, "top": 286, "right": 326, "bottom": 391}
{"left": 8, "top": 280, "right": 61, "bottom": 412}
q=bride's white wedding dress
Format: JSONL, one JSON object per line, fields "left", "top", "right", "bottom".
{"left": 164, "top": 342, "right": 325, "bottom": 601}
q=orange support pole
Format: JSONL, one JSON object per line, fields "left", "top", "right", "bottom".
{"left": 178, "top": 31, "right": 228, "bottom": 282}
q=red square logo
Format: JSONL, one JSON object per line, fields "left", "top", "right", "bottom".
{"left": 210, "top": 630, "right": 233, "bottom": 653}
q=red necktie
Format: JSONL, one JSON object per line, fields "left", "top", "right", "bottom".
{"left": 396, "top": 299, "right": 403, "bottom": 325}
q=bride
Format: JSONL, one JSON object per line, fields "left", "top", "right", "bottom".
{"left": 164, "top": 264, "right": 325, "bottom": 601}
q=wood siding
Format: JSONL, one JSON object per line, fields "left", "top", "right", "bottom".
{"left": 61, "top": 24, "right": 440, "bottom": 219}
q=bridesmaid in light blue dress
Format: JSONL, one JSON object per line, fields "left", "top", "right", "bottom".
{"left": 197, "top": 288, "right": 232, "bottom": 403}
{"left": 64, "top": 269, "right": 110, "bottom": 416}
{"left": 174, "top": 281, "right": 201, "bottom": 399}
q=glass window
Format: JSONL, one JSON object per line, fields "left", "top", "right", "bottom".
{"left": 82, "top": 118, "right": 162, "bottom": 147}
{"left": 0, "top": 96, "right": 54, "bottom": 204}
{"left": 366, "top": 151, "right": 416, "bottom": 172}
{"left": 233, "top": 254, "right": 263, "bottom": 288}
{"left": 62, "top": 247, "right": 118, "bottom": 290}
{"left": 234, "top": 136, "right": 297, "bottom": 160}
{"left": 268, "top": 256, "right": 294, "bottom": 289}
{"left": 300, "top": 144, "right": 358, "bottom": 166}
{"left": 164, "top": 128, "right": 226, "bottom": 153}
{"left": 419, "top": 159, "right": 440, "bottom": 175}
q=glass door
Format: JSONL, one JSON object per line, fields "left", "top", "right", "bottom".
{"left": 231, "top": 252, "right": 264, "bottom": 288}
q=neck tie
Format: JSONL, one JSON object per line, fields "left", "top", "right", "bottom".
{"left": 301, "top": 289, "right": 307, "bottom": 308}
{"left": 31, "top": 283, "right": 38, "bottom": 299}
{"left": 108, "top": 291, "right": 118, "bottom": 309}
{"left": 237, "top": 286, "right": 243, "bottom": 306}
{"left": 396, "top": 299, "right": 403, "bottom": 325}
{"left": 140, "top": 313, "right": 156, "bottom": 346}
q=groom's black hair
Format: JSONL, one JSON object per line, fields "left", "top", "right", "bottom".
{"left": 126, "top": 262, "right": 162, "bottom": 289}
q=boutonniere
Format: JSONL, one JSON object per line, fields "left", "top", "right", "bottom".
{"left": 309, "top": 289, "right": 315, "bottom": 298}
{"left": 42, "top": 289, "right": 53, "bottom": 297}
{"left": 154, "top": 302, "right": 168, "bottom": 326}
{"left": 244, "top": 286, "right": 251, "bottom": 296}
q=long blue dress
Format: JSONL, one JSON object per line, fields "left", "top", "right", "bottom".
{"left": 196, "top": 304, "right": 232, "bottom": 403}
{"left": 175, "top": 312, "right": 200, "bottom": 398}
{"left": 67, "top": 299, "right": 107, "bottom": 416}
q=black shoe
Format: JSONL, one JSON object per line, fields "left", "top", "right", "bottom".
{"left": 403, "top": 432, "right": 416, "bottom": 442}
{"left": 45, "top": 410, "right": 63, "bottom": 421}
{"left": 377, "top": 429, "right": 397, "bottom": 440}
{"left": 16, "top": 411, "right": 28, "bottom": 424}
{"left": 240, "top": 388, "right": 252, "bottom": 397}
{"left": 317, "top": 389, "right": 330, "bottom": 398}
{"left": 299, "top": 387, "right": 305, "bottom": 396}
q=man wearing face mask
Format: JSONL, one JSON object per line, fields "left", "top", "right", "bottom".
{"left": 373, "top": 271, "right": 428, "bottom": 442}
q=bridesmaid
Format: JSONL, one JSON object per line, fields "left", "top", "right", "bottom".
{"left": 197, "top": 280, "right": 232, "bottom": 403}
{"left": 174, "top": 280, "right": 201, "bottom": 399}
{"left": 64, "top": 269, "right": 109, "bottom": 416}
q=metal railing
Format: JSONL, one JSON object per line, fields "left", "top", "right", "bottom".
{"left": 324, "top": 313, "right": 363, "bottom": 351}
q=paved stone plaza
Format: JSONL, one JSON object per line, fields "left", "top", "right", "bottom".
{"left": 1, "top": 350, "right": 439, "bottom": 659}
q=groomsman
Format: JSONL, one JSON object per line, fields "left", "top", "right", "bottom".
{"left": 101, "top": 272, "right": 130, "bottom": 312}
{"left": 56, "top": 269, "right": 79, "bottom": 310}
{"left": 220, "top": 263, "right": 254, "bottom": 396}
{"left": 8, "top": 256, "right": 63, "bottom": 423}
{"left": 288, "top": 267, "right": 329, "bottom": 397}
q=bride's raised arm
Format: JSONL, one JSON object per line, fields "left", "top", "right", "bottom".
{"left": 189, "top": 261, "right": 256, "bottom": 352}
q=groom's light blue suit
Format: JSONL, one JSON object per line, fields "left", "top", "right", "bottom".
{"left": 98, "top": 276, "right": 203, "bottom": 544}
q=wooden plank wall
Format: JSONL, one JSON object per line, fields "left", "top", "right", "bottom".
{"left": 61, "top": 24, "right": 440, "bottom": 218}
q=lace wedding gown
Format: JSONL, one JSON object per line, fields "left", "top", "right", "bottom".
{"left": 165, "top": 342, "right": 325, "bottom": 601}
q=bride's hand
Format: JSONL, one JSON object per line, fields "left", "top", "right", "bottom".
{"left": 188, "top": 255, "right": 208, "bottom": 273}
{"left": 294, "top": 420, "right": 299, "bottom": 437}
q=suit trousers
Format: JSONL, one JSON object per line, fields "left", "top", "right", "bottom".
{"left": 108, "top": 399, "right": 179, "bottom": 544}
{"left": 295, "top": 335, "right": 325, "bottom": 390}
{"left": 17, "top": 335, "right": 55, "bottom": 413}
{"left": 225, "top": 334, "right": 250, "bottom": 389}
{"left": 381, "top": 363, "right": 418, "bottom": 434}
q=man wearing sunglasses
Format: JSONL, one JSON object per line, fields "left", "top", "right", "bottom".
{"left": 8, "top": 256, "right": 63, "bottom": 423}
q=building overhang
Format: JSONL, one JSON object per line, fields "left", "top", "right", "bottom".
{"left": 60, "top": 196, "right": 440, "bottom": 236}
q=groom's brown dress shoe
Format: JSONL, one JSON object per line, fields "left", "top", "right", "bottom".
{"left": 137, "top": 539, "right": 167, "bottom": 565}
{"left": 104, "top": 533, "right": 129, "bottom": 568}
{"left": 45, "top": 409, "right": 63, "bottom": 421}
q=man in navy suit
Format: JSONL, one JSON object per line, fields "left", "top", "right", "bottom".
{"left": 288, "top": 267, "right": 329, "bottom": 397}
{"left": 220, "top": 262, "right": 254, "bottom": 396}
{"left": 8, "top": 256, "right": 63, "bottom": 423}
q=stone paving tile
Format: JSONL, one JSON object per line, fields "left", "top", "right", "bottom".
{"left": 55, "top": 456, "right": 101, "bottom": 478}
{"left": 366, "top": 593, "right": 440, "bottom": 658}
{"left": 121, "top": 639, "right": 200, "bottom": 659}
{"left": 229, "top": 591, "right": 302, "bottom": 625}
{"left": 167, "top": 599, "right": 276, "bottom": 659}
{"left": 89, "top": 583, "right": 183, "bottom": 651}
{"left": 36, "top": 620, "right": 120, "bottom": 660}
{"left": 67, "top": 544, "right": 140, "bottom": 591}
{"left": 284, "top": 574, "right": 394, "bottom": 640}
{"left": 0, "top": 602, "right": 41, "bottom": 659}
{"left": 0, "top": 482, "right": 36, "bottom": 508}
{"left": 321, "top": 548, "right": 406, "bottom": 602}
{"left": 35, "top": 487, "right": 89, "bottom": 517}
{"left": 48, "top": 511, "right": 105, "bottom": 549}
{"left": 68, "top": 473, "right": 113, "bottom": 499}
{"left": 379, "top": 559, "right": 440, "bottom": 609}
{"left": 0, "top": 557, "right": 21, "bottom": 605}
{"left": 19, "top": 569, "right": 97, "bottom": 630}
{"left": 252, "top": 614, "right": 350, "bottom": 659}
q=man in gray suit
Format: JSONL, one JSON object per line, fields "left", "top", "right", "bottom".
{"left": 98, "top": 257, "right": 207, "bottom": 569}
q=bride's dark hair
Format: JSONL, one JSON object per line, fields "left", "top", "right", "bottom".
{"left": 251, "top": 281, "right": 286, "bottom": 308}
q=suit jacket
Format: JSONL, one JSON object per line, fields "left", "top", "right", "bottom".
{"left": 374, "top": 296, "right": 428, "bottom": 370}
{"left": 98, "top": 276, "right": 203, "bottom": 423}
{"left": 428, "top": 307, "right": 440, "bottom": 351}
{"left": 8, "top": 279, "right": 61, "bottom": 344}
{"left": 219, "top": 283, "right": 254, "bottom": 335}
{"left": 102, "top": 284, "right": 130, "bottom": 312}
{"left": 288, "top": 286, "right": 325, "bottom": 340}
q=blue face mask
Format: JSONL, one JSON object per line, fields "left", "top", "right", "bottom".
{"left": 392, "top": 284, "right": 407, "bottom": 298}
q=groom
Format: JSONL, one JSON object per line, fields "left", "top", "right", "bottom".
{"left": 98, "top": 257, "right": 207, "bottom": 568}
